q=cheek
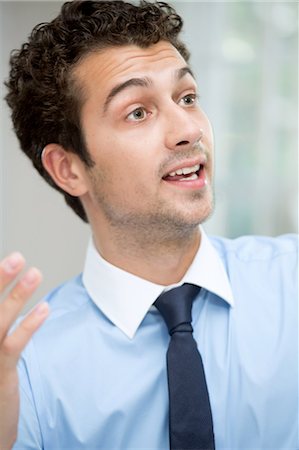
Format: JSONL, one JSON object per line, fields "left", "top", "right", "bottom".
{"left": 201, "top": 115, "right": 214, "bottom": 146}
{"left": 206, "top": 123, "right": 214, "bottom": 148}
{"left": 120, "top": 160, "right": 159, "bottom": 204}
{"left": 94, "top": 151, "right": 153, "bottom": 196}
{"left": 87, "top": 125, "right": 161, "bottom": 190}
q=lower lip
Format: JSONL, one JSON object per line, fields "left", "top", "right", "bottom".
{"left": 162, "top": 168, "right": 208, "bottom": 190}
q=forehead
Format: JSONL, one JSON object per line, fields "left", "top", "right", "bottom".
{"left": 73, "top": 41, "right": 188, "bottom": 100}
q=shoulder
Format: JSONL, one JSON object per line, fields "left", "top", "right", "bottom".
{"left": 209, "top": 233, "right": 298, "bottom": 263}
{"left": 24, "top": 274, "right": 96, "bottom": 341}
{"left": 208, "top": 233, "right": 298, "bottom": 298}
{"left": 20, "top": 274, "right": 101, "bottom": 369}
{"left": 43, "top": 273, "right": 88, "bottom": 314}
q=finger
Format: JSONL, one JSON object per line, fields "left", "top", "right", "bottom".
{"left": 0, "top": 302, "right": 49, "bottom": 371}
{"left": 0, "top": 268, "right": 42, "bottom": 343}
{"left": 0, "top": 252, "right": 25, "bottom": 293}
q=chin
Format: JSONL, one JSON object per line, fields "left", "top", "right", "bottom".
{"left": 178, "top": 190, "right": 214, "bottom": 226}
{"left": 186, "top": 207, "right": 213, "bottom": 227}
{"left": 162, "top": 204, "right": 213, "bottom": 235}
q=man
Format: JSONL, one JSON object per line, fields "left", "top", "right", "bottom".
{"left": 0, "top": 1, "right": 297, "bottom": 449}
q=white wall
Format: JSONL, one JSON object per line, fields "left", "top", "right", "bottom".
{"left": 0, "top": 1, "right": 297, "bottom": 309}
{"left": 1, "top": 2, "right": 89, "bottom": 309}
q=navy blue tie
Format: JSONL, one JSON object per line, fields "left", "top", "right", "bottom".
{"left": 155, "top": 284, "right": 215, "bottom": 450}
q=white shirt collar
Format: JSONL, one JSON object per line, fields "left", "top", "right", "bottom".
{"left": 82, "top": 227, "right": 234, "bottom": 339}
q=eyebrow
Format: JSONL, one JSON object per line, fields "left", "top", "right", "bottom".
{"left": 103, "top": 66, "right": 196, "bottom": 113}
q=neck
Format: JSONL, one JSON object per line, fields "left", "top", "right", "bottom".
{"left": 91, "top": 223, "right": 201, "bottom": 285}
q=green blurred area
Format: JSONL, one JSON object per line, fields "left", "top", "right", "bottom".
{"left": 175, "top": 1, "right": 298, "bottom": 237}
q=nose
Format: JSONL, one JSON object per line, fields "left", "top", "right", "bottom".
{"left": 164, "top": 103, "right": 205, "bottom": 151}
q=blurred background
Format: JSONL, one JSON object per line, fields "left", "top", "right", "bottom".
{"left": 0, "top": 1, "right": 298, "bottom": 307}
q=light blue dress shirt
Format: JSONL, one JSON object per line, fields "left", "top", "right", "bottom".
{"left": 13, "top": 230, "right": 298, "bottom": 449}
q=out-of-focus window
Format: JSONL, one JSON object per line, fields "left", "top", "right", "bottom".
{"left": 175, "top": 1, "right": 297, "bottom": 237}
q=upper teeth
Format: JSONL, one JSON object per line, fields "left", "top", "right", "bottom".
{"left": 169, "top": 164, "right": 200, "bottom": 177}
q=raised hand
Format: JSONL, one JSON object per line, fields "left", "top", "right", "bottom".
{"left": 0, "top": 253, "right": 49, "bottom": 449}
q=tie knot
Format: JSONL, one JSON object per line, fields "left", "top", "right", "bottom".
{"left": 154, "top": 283, "right": 200, "bottom": 335}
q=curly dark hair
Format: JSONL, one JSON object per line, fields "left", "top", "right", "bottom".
{"left": 5, "top": 0, "right": 190, "bottom": 222}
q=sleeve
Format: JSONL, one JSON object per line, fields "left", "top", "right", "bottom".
{"left": 12, "top": 356, "right": 43, "bottom": 450}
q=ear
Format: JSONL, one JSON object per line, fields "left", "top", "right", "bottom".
{"left": 41, "top": 144, "right": 88, "bottom": 197}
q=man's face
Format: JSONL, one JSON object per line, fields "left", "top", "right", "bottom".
{"left": 75, "top": 41, "right": 214, "bottom": 236}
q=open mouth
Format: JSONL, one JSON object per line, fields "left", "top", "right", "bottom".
{"left": 162, "top": 163, "right": 204, "bottom": 182}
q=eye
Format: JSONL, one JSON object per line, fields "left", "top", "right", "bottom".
{"left": 180, "top": 93, "right": 199, "bottom": 107}
{"left": 127, "top": 107, "right": 147, "bottom": 122}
